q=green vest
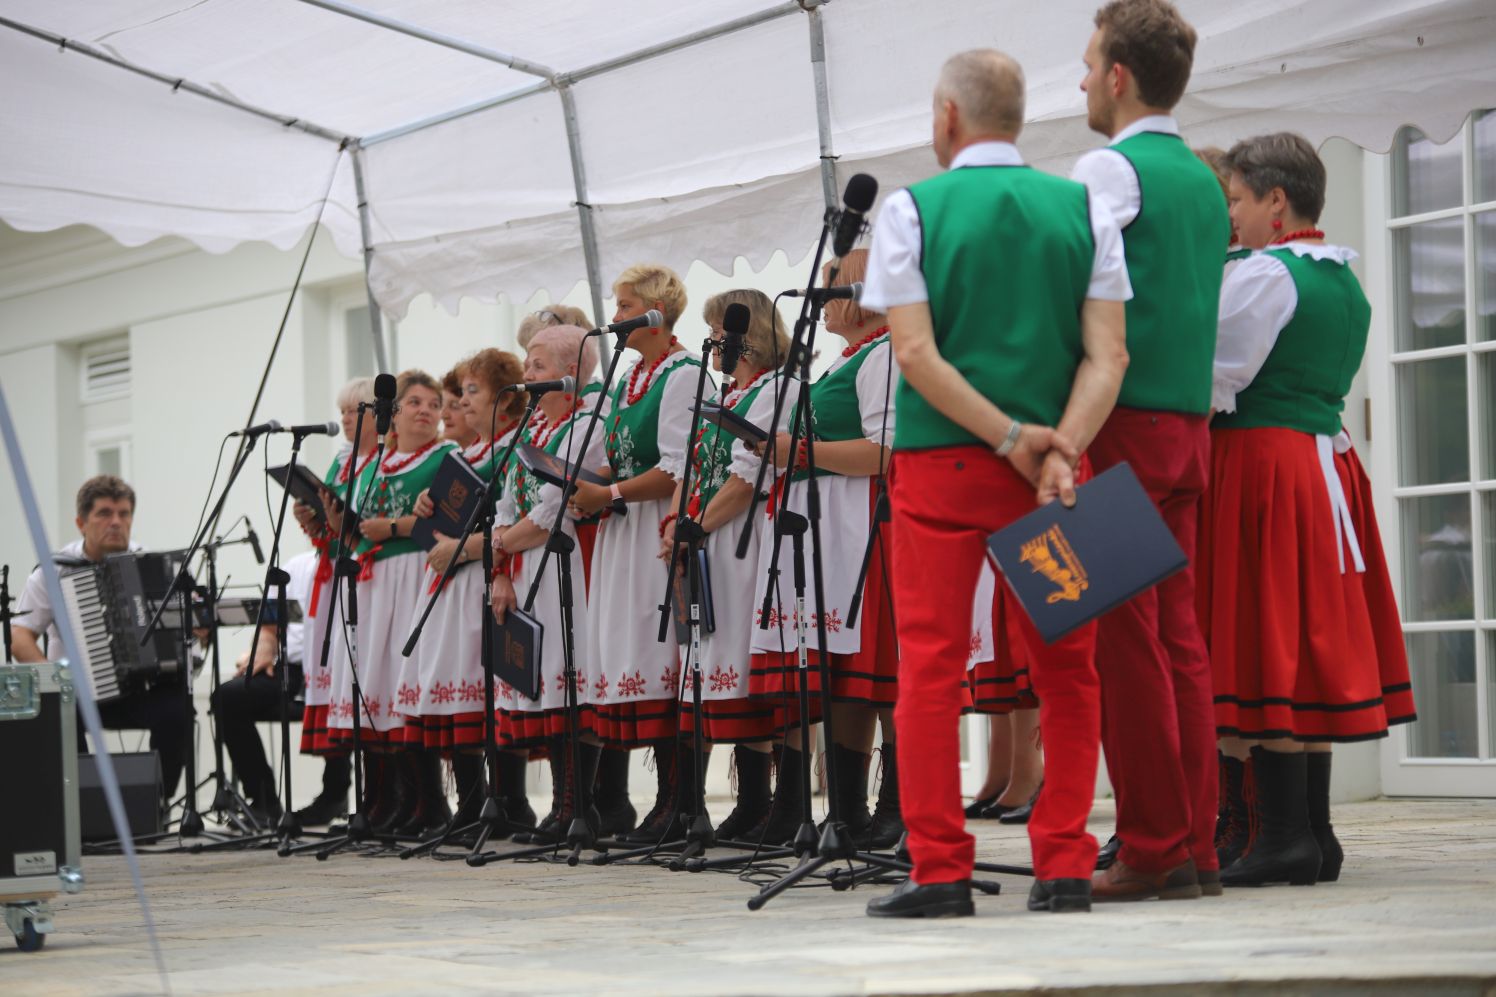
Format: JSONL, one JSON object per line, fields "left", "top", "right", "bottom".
{"left": 606, "top": 353, "right": 702, "bottom": 480}
{"left": 1225, "top": 247, "right": 1252, "bottom": 264}
{"left": 512, "top": 411, "right": 585, "bottom": 518}
{"left": 1212, "top": 249, "right": 1369, "bottom": 437}
{"left": 355, "top": 440, "right": 459, "bottom": 560}
{"left": 791, "top": 335, "right": 890, "bottom": 480}
{"left": 896, "top": 167, "right": 1094, "bottom": 450}
{"left": 693, "top": 371, "right": 779, "bottom": 508}
{"left": 1110, "top": 132, "right": 1231, "bottom": 414}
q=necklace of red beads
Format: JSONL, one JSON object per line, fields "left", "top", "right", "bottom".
{"left": 338, "top": 449, "right": 377, "bottom": 484}
{"left": 1271, "top": 228, "right": 1325, "bottom": 245}
{"left": 840, "top": 325, "right": 890, "bottom": 359}
{"left": 528, "top": 400, "right": 582, "bottom": 451}
{"left": 722, "top": 366, "right": 772, "bottom": 410}
{"left": 379, "top": 437, "right": 440, "bottom": 475}
{"left": 625, "top": 340, "right": 681, "bottom": 405}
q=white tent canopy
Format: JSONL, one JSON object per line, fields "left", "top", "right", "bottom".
{"left": 3, "top": 0, "right": 1494, "bottom": 327}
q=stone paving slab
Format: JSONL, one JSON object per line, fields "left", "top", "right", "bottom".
{"left": 3, "top": 799, "right": 1495, "bottom": 996}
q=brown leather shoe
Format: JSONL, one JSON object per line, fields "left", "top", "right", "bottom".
{"left": 1198, "top": 868, "right": 1223, "bottom": 896}
{"left": 1092, "top": 857, "right": 1202, "bottom": 902}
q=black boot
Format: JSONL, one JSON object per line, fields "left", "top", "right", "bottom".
{"left": 372, "top": 753, "right": 417, "bottom": 834}
{"left": 715, "top": 746, "right": 772, "bottom": 841}
{"left": 858, "top": 742, "right": 904, "bottom": 851}
{"left": 358, "top": 753, "right": 389, "bottom": 825}
{"left": 1215, "top": 752, "right": 1251, "bottom": 869}
{"left": 594, "top": 747, "right": 637, "bottom": 837}
{"left": 295, "top": 755, "right": 351, "bottom": 826}
{"left": 395, "top": 751, "right": 453, "bottom": 836}
{"left": 743, "top": 745, "right": 808, "bottom": 846}
{"left": 1220, "top": 747, "right": 1321, "bottom": 887}
{"left": 617, "top": 741, "right": 678, "bottom": 843}
{"left": 498, "top": 751, "right": 536, "bottom": 834}
{"left": 520, "top": 740, "right": 569, "bottom": 843}
{"left": 1306, "top": 751, "right": 1343, "bottom": 882}
{"left": 539, "top": 740, "right": 602, "bottom": 842}
{"left": 826, "top": 743, "right": 872, "bottom": 839}
{"left": 450, "top": 752, "right": 485, "bottom": 828}
{"left": 672, "top": 740, "right": 710, "bottom": 842}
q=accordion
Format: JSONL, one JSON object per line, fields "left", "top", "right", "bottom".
{"left": 56, "top": 551, "right": 186, "bottom": 703}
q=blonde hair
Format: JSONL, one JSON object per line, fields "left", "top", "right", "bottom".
{"left": 935, "top": 49, "right": 1026, "bottom": 138}
{"left": 335, "top": 376, "right": 375, "bottom": 411}
{"left": 612, "top": 263, "right": 688, "bottom": 330}
{"left": 529, "top": 324, "right": 598, "bottom": 386}
{"left": 394, "top": 368, "right": 440, "bottom": 404}
{"left": 702, "top": 290, "right": 791, "bottom": 372}
{"left": 830, "top": 249, "right": 884, "bottom": 329}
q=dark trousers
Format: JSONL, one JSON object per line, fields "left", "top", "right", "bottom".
{"left": 210, "top": 665, "right": 304, "bottom": 802}
{"left": 89, "top": 684, "right": 194, "bottom": 802}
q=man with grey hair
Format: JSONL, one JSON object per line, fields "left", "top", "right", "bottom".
{"left": 861, "top": 49, "right": 1131, "bottom": 917}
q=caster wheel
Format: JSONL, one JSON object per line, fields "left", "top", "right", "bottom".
{"left": 15, "top": 919, "right": 45, "bottom": 952}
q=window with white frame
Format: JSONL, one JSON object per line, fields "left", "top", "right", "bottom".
{"left": 1387, "top": 110, "right": 1496, "bottom": 763}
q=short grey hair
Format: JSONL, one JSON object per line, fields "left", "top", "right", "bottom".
{"left": 935, "top": 50, "right": 1026, "bottom": 138}
{"left": 529, "top": 324, "right": 597, "bottom": 386}
{"left": 1223, "top": 132, "right": 1327, "bottom": 223}
{"left": 335, "top": 376, "right": 375, "bottom": 411}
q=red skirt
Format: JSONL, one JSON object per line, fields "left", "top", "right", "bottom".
{"left": 577, "top": 521, "right": 598, "bottom": 596}
{"left": 500, "top": 703, "right": 596, "bottom": 749}
{"left": 592, "top": 700, "right": 678, "bottom": 747}
{"left": 299, "top": 703, "right": 335, "bottom": 755}
{"left": 1199, "top": 427, "right": 1392, "bottom": 742}
{"left": 968, "top": 582, "right": 1039, "bottom": 715}
{"left": 1335, "top": 443, "right": 1417, "bottom": 727}
{"left": 678, "top": 694, "right": 778, "bottom": 744}
{"left": 406, "top": 711, "right": 490, "bottom": 751}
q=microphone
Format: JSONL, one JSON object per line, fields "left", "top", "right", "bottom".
{"left": 245, "top": 520, "right": 265, "bottom": 565}
{"left": 504, "top": 375, "right": 576, "bottom": 396}
{"left": 230, "top": 420, "right": 283, "bottom": 438}
{"left": 832, "top": 173, "right": 878, "bottom": 259}
{"left": 373, "top": 372, "right": 397, "bottom": 441}
{"left": 782, "top": 282, "right": 863, "bottom": 303}
{"left": 588, "top": 309, "right": 665, "bottom": 340}
{"left": 719, "top": 302, "right": 750, "bottom": 374}
{"left": 285, "top": 421, "right": 340, "bottom": 437}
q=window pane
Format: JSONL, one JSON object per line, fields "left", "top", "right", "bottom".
{"left": 96, "top": 446, "right": 121, "bottom": 477}
{"left": 1476, "top": 110, "right": 1496, "bottom": 204}
{"left": 1484, "top": 491, "right": 1496, "bottom": 619}
{"left": 1400, "top": 493, "right": 1474, "bottom": 621}
{"left": 1404, "top": 630, "right": 1478, "bottom": 758}
{"left": 1481, "top": 352, "right": 1496, "bottom": 480}
{"left": 1397, "top": 356, "right": 1470, "bottom": 485}
{"left": 1394, "top": 219, "right": 1466, "bottom": 351}
{"left": 1393, "top": 126, "right": 1464, "bottom": 217}
{"left": 1479, "top": 211, "right": 1496, "bottom": 343}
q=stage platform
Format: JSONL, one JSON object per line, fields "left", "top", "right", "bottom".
{"left": 6, "top": 798, "right": 1494, "bottom": 996}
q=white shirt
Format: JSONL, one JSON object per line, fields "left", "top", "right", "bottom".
{"left": 1069, "top": 114, "right": 1182, "bottom": 230}
{"left": 279, "top": 550, "right": 318, "bottom": 665}
{"left": 1212, "top": 243, "right": 1360, "bottom": 413}
{"left": 861, "top": 141, "right": 1132, "bottom": 312}
{"left": 16, "top": 538, "right": 146, "bottom": 654}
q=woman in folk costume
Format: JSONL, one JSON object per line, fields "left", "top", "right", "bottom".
{"left": 400, "top": 350, "right": 531, "bottom": 838}
{"left": 748, "top": 248, "right": 903, "bottom": 848}
{"left": 655, "top": 290, "right": 792, "bottom": 841}
{"left": 1202, "top": 132, "right": 1415, "bottom": 887}
{"left": 490, "top": 325, "right": 606, "bottom": 842}
{"left": 291, "top": 376, "right": 375, "bottom": 824}
{"left": 566, "top": 263, "right": 706, "bottom": 844}
{"left": 326, "top": 369, "right": 459, "bottom": 833}
{"left": 439, "top": 363, "right": 479, "bottom": 450}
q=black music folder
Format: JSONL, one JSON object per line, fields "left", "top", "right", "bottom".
{"left": 490, "top": 606, "right": 543, "bottom": 702}
{"left": 700, "top": 402, "right": 769, "bottom": 445}
{"left": 985, "top": 462, "right": 1186, "bottom": 644}
{"left": 267, "top": 463, "right": 330, "bottom": 525}
{"left": 517, "top": 443, "right": 626, "bottom": 518}
{"left": 410, "top": 453, "right": 486, "bottom": 550}
{"left": 670, "top": 547, "right": 716, "bottom": 644}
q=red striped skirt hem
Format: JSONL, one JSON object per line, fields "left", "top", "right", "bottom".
{"left": 499, "top": 705, "right": 596, "bottom": 748}
{"left": 592, "top": 700, "right": 678, "bottom": 747}
{"left": 299, "top": 704, "right": 336, "bottom": 755}
{"left": 678, "top": 698, "right": 778, "bottom": 744}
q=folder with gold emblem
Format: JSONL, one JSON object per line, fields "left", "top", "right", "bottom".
{"left": 489, "top": 605, "right": 543, "bottom": 702}
{"left": 985, "top": 462, "right": 1186, "bottom": 643}
{"left": 410, "top": 453, "right": 486, "bottom": 551}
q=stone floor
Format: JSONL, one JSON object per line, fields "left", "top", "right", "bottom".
{"left": 4, "top": 798, "right": 1495, "bottom": 996}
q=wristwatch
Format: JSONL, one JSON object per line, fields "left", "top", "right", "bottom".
{"left": 389, "top": 520, "right": 400, "bottom": 539}
{"left": 609, "top": 482, "right": 624, "bottom": 503}
{"left": 994, "top": 419, "right": 1022, "bottom": 457}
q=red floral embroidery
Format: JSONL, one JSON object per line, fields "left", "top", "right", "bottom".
{"left": 708, "top": 666, "right": 740, "bottom": 693}
{"left": 498, "top": 681, "right": 516, "bottom": 700}
{"left": 815, "top": 609, "right": 844, "bottom": 633}
{"left": 594, "top": 675, "right": 612, "bottom": 700}
{"left": 397, "top": 683, "right": 422, "bottom": 707}
{"left": 314, "top": 671, "right": 332, "bottom": 691}
{"left": 364, "top": 696, "right": 381, "bottom": 718}
{"left": 458, "top": 679, "right": 483, "bottom": 704}
{"left": 659, "top": 665, "right": 681, "bottom": 693}
{"left": 969, "top": 632, "right": 984, "bottom": 655}
{"left": 617, "top": 671, "right": 649, "bottom": 698}
{"left": 430, "top": 682, "right": 456, "bottom": 705}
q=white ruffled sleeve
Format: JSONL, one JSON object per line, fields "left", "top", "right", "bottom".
{"left": 655, "top": 357, "right": 714, "bottom": 480}
{"left": 1213, "top": 254, "right": 1299, "bottom": 414}
{"left": 728, "top": 375, "right": 793, "bottom": 486}
{"left": 855, "top": 340, "right": 899, "bottom": 445}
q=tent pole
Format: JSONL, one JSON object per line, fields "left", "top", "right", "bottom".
{"left": 297, "top": 0, "right": 554, "bottom": 78}
{"left": 351, "top": 146, "right": 391, "bottom": 374}
{"left": 806, "top": 3, "right": 838, "bottom": 211}
{"left": 559, "top": 86, "right": 611, "bottom": 368}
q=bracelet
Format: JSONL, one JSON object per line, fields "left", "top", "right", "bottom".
{"left": 609, "top": 482, "right": 624, "bottom": 503}
{"left": 994, "top": 419, "right": 1022, "bottom": 458}
{"left": 659, "top": 513, "right": 677, "bottom": 539}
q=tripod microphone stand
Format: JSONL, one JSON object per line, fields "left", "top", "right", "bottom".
{"left": 397, "top": 392, "right": 540, "bottom": 861}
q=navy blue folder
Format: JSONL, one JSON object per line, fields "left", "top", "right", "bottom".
{"left": 490, "top": 605, "right": 544, "bottom": 702}
{"left": 410, "top": 453, "right": 485, "bottom": 551}
{"left": 985, "top": 462, "right": 1186, "bottom": 644}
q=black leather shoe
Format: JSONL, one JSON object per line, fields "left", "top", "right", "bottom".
{"left": 1095, "top": 834, "right": 1121, "bottom": 871}
{"left": 866, "top": 878, "right": 974, "bottom": 919}
{"left": 1027, "top": 877, "right": 1091, "bottom": 913}
{"left": 997, "top": 798, "right": 1035, "bottom": 824}
{"left": 964, "top": 794, "right": 999, "bottom": 819}
{"left": 293, "top": 793, "right": 348, "bottom": 827}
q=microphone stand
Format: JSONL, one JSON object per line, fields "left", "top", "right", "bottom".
{"left": 397, "top": 392, "right": 541, "bottom": 861}
{"left": 281, "top": 406, "right": 386, "bottom": 859}
{"left": 2, "top": 566, "right": 14, "bottom": 663}
{"left": 470, "top": 333, "right": 632, "bottom": 869}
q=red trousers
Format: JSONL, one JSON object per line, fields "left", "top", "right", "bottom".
{"left": 1089, "top": 407, "right": 1217, "bottom": 873}
{"left": 891, "top": 446, "right": 1101, "bottom": 883}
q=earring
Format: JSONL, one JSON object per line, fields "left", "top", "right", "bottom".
{"left": 1271, "top": 218, "right": 1283, "bottom": 231}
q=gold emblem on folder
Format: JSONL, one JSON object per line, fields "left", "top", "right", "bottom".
{"left": 439, "top": 479, "right": 470, "bottom": 521}
{"left": 1019, "top": 526, "right": 1089, "bottom": 604}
